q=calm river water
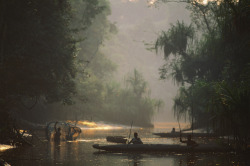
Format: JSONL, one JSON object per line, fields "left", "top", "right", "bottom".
{"left": 1, "top": 125, "right": 249, "bottom": 166}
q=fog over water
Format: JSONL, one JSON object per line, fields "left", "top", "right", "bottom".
{"left": 101, "top": 0, "right": 191, "bottom": 123}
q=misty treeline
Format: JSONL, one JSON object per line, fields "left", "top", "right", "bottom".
{"left": 154, "top": 0, "right": 249, "bottom": 142}
{"left": 0, "top": 0, "right": 163, "bottom": 143}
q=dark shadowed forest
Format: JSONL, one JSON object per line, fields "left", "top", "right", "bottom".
{"left": 0, "top": 0, "right": 164, "bottom": 145}
{"left": 0, "top": 0, "right": 249, "bottom": 149}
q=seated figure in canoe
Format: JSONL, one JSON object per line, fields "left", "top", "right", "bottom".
{"left": 180, "top": 135, "right": 198, "bottom": 147}
{"left": 129, "top": 132, "right": 143, "bottom": 144}
{"left": 171, "top": 127, "right": 176, "bottom": 133}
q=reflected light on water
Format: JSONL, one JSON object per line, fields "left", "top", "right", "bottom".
{"left": 71, "top": 121, "right": 189, "bottom": 131}
{"left": 71, "top": 120, "right": 124, "bottom": 130}
{"left": 87, "top": 125, "right": 123, "bottom": 130}
{"left": 77, "top": 139, "right": 105, "bottom": 143}
{"left": 154, "top": 122, "right": 189, "bottom": 130}
{"left": 67, "top": 120, "right": 97, "bottom": 128}
{"left": 77, "top": 121, "right": 97, "bottom": 127}
{"left": 0, "top": 144, "right": 14, "bottom": 151}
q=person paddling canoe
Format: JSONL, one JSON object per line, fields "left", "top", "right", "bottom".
{"left": 128, "top": 132, "right": 143, "bottom": 144}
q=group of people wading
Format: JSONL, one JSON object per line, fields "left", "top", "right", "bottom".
{"left": 50, "top": 121, "right": 79, "bottom": 142}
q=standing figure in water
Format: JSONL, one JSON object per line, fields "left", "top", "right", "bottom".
{"left": 54, "top": 122, "right": 61, "bottom": 142}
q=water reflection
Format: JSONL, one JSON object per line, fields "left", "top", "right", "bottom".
{"left": 48, "top": 141, "right": 62, "bottom": 164}
{"left": 93, "top": 152, "right": 142, "bottom": 166}
{"left": 1, "top": 126, "right": 249, "bottom": 166}
{"left": 92, "top": 149, "right": 248, "bottom": 166}
{"left": 128, "top": 154, "right": 143, "bottom": 166}
{"left": 177, "top": 153, "right": 197, "bottom": 166}
{"left": 47, "top": 141, "right": 81, "bottom": 165}
{"left": 93, "top": 151, "right": 199, "bottom": 166}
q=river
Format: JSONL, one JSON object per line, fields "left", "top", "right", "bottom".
{"left": 0, "top": 123, "right": 249, "bottom": 166}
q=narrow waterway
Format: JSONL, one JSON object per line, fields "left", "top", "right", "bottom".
{"left": 0, "top": 124, "right": 249, "bottom": 166}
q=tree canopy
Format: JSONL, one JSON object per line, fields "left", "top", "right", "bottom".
{"left": 154, "top": 0, "right": 250, "bottom": 141}
{"left": 0, "top": 0, "right": 105, "bottom": 144}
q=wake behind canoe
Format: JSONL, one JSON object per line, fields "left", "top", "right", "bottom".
{"left": 92, "top": 144, "right": 229, "bottom": 153}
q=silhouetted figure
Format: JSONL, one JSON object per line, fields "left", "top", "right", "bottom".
{"left": 180, "top": 135, "right": 198, "bottom": 147}
{"left": 54, "top": 122, "right": 61, "bottom": 142}
{"left": 171, "top": 127, "right": 176, "bottom": 133}
{"left": 67, "top": 127, "right": 76, "bottom": 141}
{"left": 129, "top": 132, "right": 143, "bottom": 144}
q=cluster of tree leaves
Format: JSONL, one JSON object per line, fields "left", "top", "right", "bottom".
{"left": 0, "top": 0, "right": 105, "bottom": 143}
{"left": 0, "top": 0, "right": 162, "bottom": 135}
{"left": 0, "top": 0, "right": 77, "bottom": 109}
{"left": 155, "top": 0, "right": 250, "bottom": 141}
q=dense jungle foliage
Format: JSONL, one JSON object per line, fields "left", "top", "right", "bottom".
{"left": 0, "top": 0, "right": 163, "bottom": 144}
{"left": 155, "top": 0, "right": 250, "bottom": 142}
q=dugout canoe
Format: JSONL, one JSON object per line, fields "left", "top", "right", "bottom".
{"left": 92, "top": 144, "right": 229, "bottom": 152}
{"left": 153, "top": 132, "right": 217, "bottom": 138}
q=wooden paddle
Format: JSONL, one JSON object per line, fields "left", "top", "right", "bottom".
{"left": 127, "top": 120, "right": 133, "bottom": 144}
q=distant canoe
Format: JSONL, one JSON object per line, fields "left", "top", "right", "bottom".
{"left": 106, "top": 136, "right": 127, "bottom": 144}
{"left": 92, "top": 144, "right": 229, "bottom": 152}
{"left": 153, "top": 132, "right": 217, "bottom": 138}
